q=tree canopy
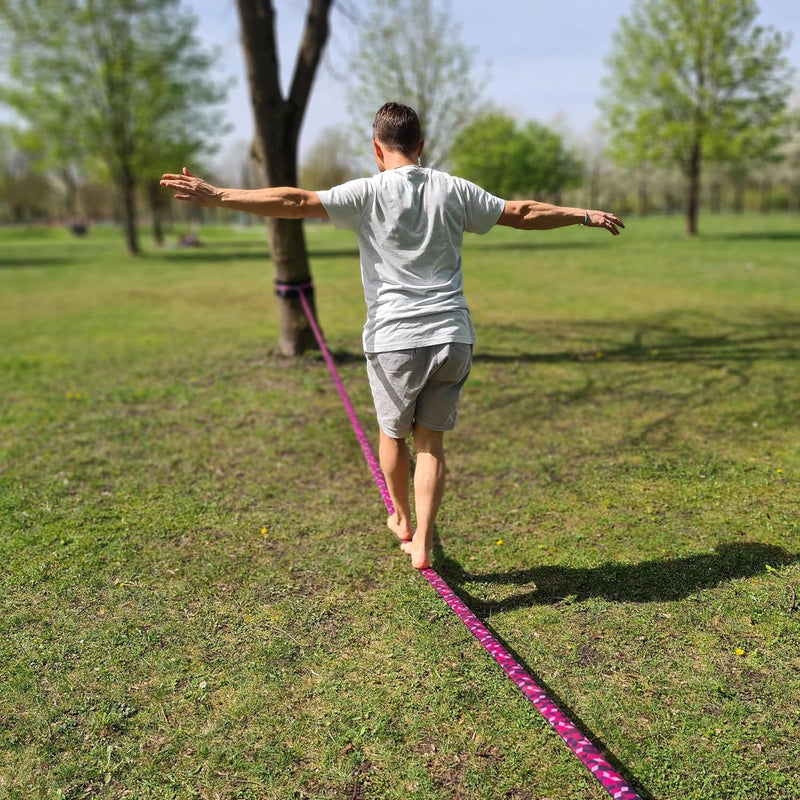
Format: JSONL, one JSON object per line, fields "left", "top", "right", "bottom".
{"left": 0, "top": 0, "right": 229, "bottom": 253}
{"left": 450, "top": 113, "right": 583, "bottom": 201}
{"left": 346, "top": 0, "right": 487, "bottom": 168}
{"left": 600, "top": 0, "right": 795, "bottom": 234}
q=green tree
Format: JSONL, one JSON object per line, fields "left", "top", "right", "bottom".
{"left": 346, "top": 0, "right": 487, "bottom": 168}
{"left": 0, "top": 0, "right": 228, "bottom": 254}
{"left": 600, "top": 0, "right": 795, "bottom": 235}
{"left": 300, "top": 125, "right": 363, "bottom": 189}
{"left": 450, "top": 113, "right": 583, "bottom": 200}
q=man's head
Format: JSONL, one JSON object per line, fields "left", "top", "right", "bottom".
{"left": 372, "top": 102, "right": 423, "bottom": 163}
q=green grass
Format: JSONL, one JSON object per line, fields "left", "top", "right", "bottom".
{"left": 1, "top": 215, "right": 799, "bottom": 799}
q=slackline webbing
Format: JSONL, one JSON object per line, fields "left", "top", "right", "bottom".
{"left": 282, "top": 280, "right": 642, "bottom": 800}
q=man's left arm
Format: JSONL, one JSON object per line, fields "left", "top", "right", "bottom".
{"left": 160, "top": 167, "right": 329, "bottom": 220}
{"left": 497, "top": 200, "right": 623, "bottom": 235}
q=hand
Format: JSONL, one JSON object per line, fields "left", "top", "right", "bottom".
{"left": 586, "top": 210, "right": 625, "bottom": 235}
{"left": 160, "top": 167, "right": 221, "bottom": 207}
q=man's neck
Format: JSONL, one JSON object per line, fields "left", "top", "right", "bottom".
{"left": 382, "top": 152, "right": 418, "bottom": 170}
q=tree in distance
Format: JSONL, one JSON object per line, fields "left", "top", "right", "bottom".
{"left": 300, "top": 125, "right": 364, "bottom": 189}
{"left": 600, "top": 0, "right": 795, "bottom": 235}
{"left": 450, "top": 113, "right": 584, "bottom": 201}
{"left": 346, "top": 0, "right": 487, "bottom": 169}
{"left": 0, "top": 0, "right": 229, "bottom": 254}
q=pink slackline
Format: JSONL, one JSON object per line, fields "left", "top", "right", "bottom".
{"left": 279, "top": 280, "right": 642, "bottom": 800}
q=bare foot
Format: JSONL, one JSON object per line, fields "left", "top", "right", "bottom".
{"left": 400, "top": 535, "right": 431, "bottom": 569}
{"left": 387, "top": 514, "right": 413, "bottom": 542}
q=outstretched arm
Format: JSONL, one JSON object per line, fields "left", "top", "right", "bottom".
{"left": 160, "top": 167, "right": 328, "bottom": 220}
{"left": 497, "top": 200, "right": 624, "bottom": 235}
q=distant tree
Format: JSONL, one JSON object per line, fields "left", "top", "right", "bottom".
{"left": 0, "top": 0, "right": 228, "bottom": 253}
{"left": 600, "top": 0, "right": 795, "bottom": 234}
{"left": 0, "top": 127, "right": 53, "bottom": 221}
{"left": 450, "top": 113, "right": 583, "bottom": 200}
{"left": 236, "top": 0, "right": 333, "bottom": 356}
{"left": 346, "top": 0, "right": 487, "bottom": 168}
{"left": 300, "top": 126, "right": 363, "bottom": 189}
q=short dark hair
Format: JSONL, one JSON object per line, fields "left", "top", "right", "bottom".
{"left": 373, "top": 102, "right": 422, "bottom": 157}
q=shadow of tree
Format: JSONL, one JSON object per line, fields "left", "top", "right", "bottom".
{"left": 0, "top": 256, "right": 80, "bottom": 268}
{"left": 434, "top": 542, "right": 798, "bottom": 615}
{"left": 312, "top": 310, "right": 800, "bottom": 373}
{"left": 472, "top": 309, "right": 800, "bottom": 366}
{"left": 705, "top": 231, "right": 800, "bottom": 242}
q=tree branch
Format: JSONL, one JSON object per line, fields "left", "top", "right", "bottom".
{"left": 287, "top": 0, "right": 333, "bottom": 142}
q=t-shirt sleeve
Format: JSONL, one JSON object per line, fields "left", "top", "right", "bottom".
{"left": 455, "top": 178, "right": 506, "bottom": 235}
{"left": 317, "top": 178, "right": 372, "bottom": 231}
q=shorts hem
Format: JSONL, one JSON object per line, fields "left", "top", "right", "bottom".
{"left": 379, "top": 423, "right": 413, "bottom": 439}
{"left": 413, "top": 417, "right": 455, "bottom": 433}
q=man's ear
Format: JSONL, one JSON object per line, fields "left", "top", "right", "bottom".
{"left": 372, "top": 139, "right": 385, "bottom": 165}
{"left": 417, "top": 140, "right": 425, "bottom": 159}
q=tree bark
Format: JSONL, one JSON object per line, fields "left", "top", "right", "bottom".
{"left": 119, "top": 165, "right": 139, "bottom": 255}
{"left": 236, "top": 0, "right": 333, "bottom": 356}
{"left": 147, "top": 180, "right": 167, "bottom": 247}
{"left": 685, "top": 137, "right": 701, "bottom": 236}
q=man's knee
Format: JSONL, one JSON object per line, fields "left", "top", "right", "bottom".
{"left": 412, "top": 424, "right": 444, "bottom": 456}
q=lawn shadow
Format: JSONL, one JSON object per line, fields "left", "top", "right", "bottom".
{"left": 433, "top": 541, "right": 799, "bottom": 615}
{"left": 470, "top": 239, "right": 601, "bottom": 253}
{"left": 0, "top": 256, "right": 81, "bottom": 268}
{"left": 152, "top": 243, "right": 361, "bottom": 264}
{"left": 705, "top": 231, "right": 800, "bottom": 243}
{"left": 290, "top": 310, "right": 800, "bottom": 373}
{"left": 473, "top": 309, "right": 800, "bottom": 367}
{"left": 427, "top": 530, "right": 659, "bottom": 800}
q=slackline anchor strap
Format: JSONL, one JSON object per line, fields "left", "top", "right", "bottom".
{"left": 275, "top": 280, "right": 314, "bottom": 298}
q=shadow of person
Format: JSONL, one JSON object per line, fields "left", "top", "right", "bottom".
{"left": 433, "top": 541, "right": 797, "bottom": 616}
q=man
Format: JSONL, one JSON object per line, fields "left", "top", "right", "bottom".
{"left": 161, "top": 102, "right": 623, "bottom": 570}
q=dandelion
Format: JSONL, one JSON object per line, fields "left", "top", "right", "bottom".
{"left": 261, "top": 526, "right": 268, "bottom": 535}
{"left": 735, "top": 648, "right": 745, "bottom": 656}
{"left": 496, "top": 539, "right": 504, "bottom": 546}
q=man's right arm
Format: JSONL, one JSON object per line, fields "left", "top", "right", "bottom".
{"left": 160, "top": 168, "right": 329, "bottom": 220}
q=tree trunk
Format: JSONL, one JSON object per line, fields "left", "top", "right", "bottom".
{"left": 709, "top": 179, "right": 721, "bottom": 214}
{"left": 60, "top": 168, "right": 79, "bottom": 219}
{"left": 119, "top": 166, "right": 139, "bottom": 255}
{"left": 147, "top": 180, "right": 167, "bottom": 247}
{"left": 685, "top": 138, "right": 701, "bottom": 236}
{"left": 236, "top": 0, "right": 333, "bottom": 356}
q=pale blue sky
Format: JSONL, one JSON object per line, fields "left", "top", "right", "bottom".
{"left": 190, "top": 0, "right": 800, "bottom": 165}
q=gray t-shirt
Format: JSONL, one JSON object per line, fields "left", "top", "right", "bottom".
{"left": 317, "top": 166, "right": 505, "bottom": 353}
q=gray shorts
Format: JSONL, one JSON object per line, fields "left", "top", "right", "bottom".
{"left": 365, "top": 343, "right": 472, "bottom": 438}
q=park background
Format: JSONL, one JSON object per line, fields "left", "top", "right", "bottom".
{"left": 2, "top": 2, "right": 800, "bottom": 799}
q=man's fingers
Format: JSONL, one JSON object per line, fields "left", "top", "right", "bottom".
{"left": 589, "top": 210, "right": 625, "bottom": 235}
{"left": 161, "top": 175, "right": 192, "bottom": 187}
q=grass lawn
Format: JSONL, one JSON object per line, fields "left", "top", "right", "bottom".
{"left": 1, "top": 214, "right": 799, "bottom": 799}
